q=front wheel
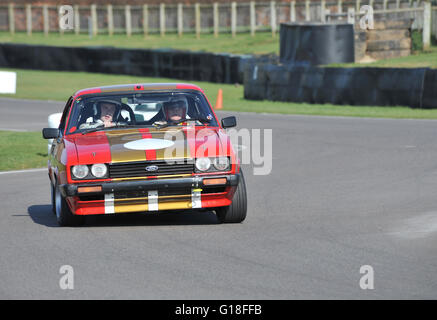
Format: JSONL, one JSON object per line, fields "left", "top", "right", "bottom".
{"left": 215, "top": 169, "right": 247, "bottom": 223}
{"left": 54, "top": 181, "right": 85, "bottom": 227}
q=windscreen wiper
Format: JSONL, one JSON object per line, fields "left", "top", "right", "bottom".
{"left": 81, "top": 124, "right": 105, "bottom": 135}
{"left": 81, "top": 124, "right": 137, "bottom": 135}
{"left": 154, "top": 118, "right": 211, "bottom": 129}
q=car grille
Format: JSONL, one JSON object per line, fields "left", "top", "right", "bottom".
{"left": 108, "top": 159, "right": 194, "bottom": 178}
{"left": 114, "top": 186, "right": 227, "bottom": 199}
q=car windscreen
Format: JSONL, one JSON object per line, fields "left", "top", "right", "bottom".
{"left": 66, "top": 91, "right": 218, "bottom": 134}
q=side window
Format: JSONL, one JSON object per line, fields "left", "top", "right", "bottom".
{"left": 59, "top": 96, "right": 73, "bottom": 134}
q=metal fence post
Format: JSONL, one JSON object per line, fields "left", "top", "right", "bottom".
{"left": 91, "top": 4, "right": 98, "bottom": 36}
{"left": 305, "top": 0, "right": 310, "bottom": 21}
{"left": 270, "top": 1, "right": 276, "bottom": 37}
{"left": 126, "top": 5, "right": 132, "bottom": 37}
{"left": 231, "top": 2, "right": 237, "bottom": 38}
{"left": 423, "top": 1, "right": 431, "bottom": 50}
{"left": 43, "top": 5, "right": 49, "bottom": 36}
{"left": 26, "top": 4, "right": 32, "bottom": 36}
{"left": 213, "top": 3, "right": 219, "bottom": 37}
{"left": 107, "top": 5, "right": 114, "bottom": 36}
{"left": 325, "top": 8, "right": 331, "bottom": 22}
{"left": 177, "top": 3, "right": 183, "bottom": 37}
{"left": 347, "top": 7, "right": 355, "bottom": 24}
{"left": 160, "top": 3, "right": 165, "bottom": 37}
{"left": 8, "top": 3, "right": 14, "bottom": 35}
{"left": 74, "top": 5, "right": 80, "bottom": 35}
{"left": 321, "top": 0, "right": 326, "bottom": 23}
{"left": 250, "top": 1, "right": 256, "bottom": 36}
{"left": 195, "top": 3, "right": 201, "bottom": 39}
{"left": 58, "top": 5, "right": 64, "bottom": 35}
{"left": 143, "top": 5, "right": 148, "bottom": 38}
{"left": 290, "top": 1, "right": 296, "bottom": 22}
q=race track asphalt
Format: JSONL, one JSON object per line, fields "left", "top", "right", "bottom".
{"left": 1, "top": 97, "right": 437, "bottom": 299}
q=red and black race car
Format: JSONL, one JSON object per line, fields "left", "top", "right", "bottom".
{"left": 42, "top": 83, "right": 247, "bottom": 226}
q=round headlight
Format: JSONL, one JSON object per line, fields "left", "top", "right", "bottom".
{"left": 91, "top": 164, "right": 107, "bottom": 178}
{"left": 195, "top": 158, "right": 211, "bottom": 172}
{"left": 213, "top": 157, "right": 230, "bottom": 171}
{"left": 72, "top": 165, "right": 89, "bottom": 179}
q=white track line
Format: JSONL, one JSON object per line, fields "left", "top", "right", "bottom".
{"left": 0, "top": 97, "right": 62, "bottom": 104}
{"left": 215, "top": 110, "right": 437, "bottom": 122}
{"left": 0, "top": 128, "right": 29, "bottom": 132}
{"left": 0, "top": 168, "right": 46, "bottom": 175}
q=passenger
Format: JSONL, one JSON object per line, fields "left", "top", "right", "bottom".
{"left": 79, "top": 101, "right": 118, "bottom": 129}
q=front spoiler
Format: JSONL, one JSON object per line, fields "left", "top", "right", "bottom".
{"left": 60, "top": 174, "right": 240, "bottom": 197}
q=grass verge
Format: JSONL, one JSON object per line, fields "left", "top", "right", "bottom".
{"left": 0, "top": 131, "right": 47, "bottom": 171}
{"left": 2, "top": 68, "right": 437, "bottom": 119}
{"left": 328, "top": 33, "right": 437, "bottom": 69}
{"left": 2, "top": 31, "right": 437, "bottom": 69}
{"left": 328, "top": 47, "right": 437, "bottom": 69}
{"left": 0, "top": 31, "right": 279, "bottom": 55}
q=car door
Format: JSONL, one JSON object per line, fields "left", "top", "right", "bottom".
{"left": 50, "top": 97, "right": 73, "bottom": 184}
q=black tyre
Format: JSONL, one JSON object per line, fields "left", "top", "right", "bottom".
{"left": 50, "top": 182, "right": 56, "bottom": 215}
{"left": 215, "top": 169, "right": 247, "bottom": 223}
{"left": 54, "top": 181, "right": 85, "bottom": 227}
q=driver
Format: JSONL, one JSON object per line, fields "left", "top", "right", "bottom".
{"left": 99, "top": 102, "right": 117, "bottom": 127}
{"left": 79, "top": 100, "right": 119, "bottom": 129}
{"left": 163, "top": 99, "right": 188, "bottom": 123}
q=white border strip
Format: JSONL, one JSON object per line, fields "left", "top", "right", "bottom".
{"left": 104, "top": 193, "right": 115, "bottom": 214}
{"left": 191, "top": 188, "right": 202, "bottom": 209}
{"left": 148, "top": 190, "right": 158, "bottom": 211}
{"left": 0, "top": 168, "right": 46, "bottom": 175}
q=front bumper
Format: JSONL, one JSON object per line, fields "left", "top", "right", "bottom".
{"left": 61, "top": 174, "right": 240, "bottom": 215}
{"left": 60, "top": 174, "right": 239, "bottom": 197}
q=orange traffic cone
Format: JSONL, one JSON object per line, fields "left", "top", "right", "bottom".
{"left": 215, "top": 89, "right": 223, "bottom": 110}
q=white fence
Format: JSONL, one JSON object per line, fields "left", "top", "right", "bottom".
{"left": 0, "top": 0, "right": 435, "bottom": 42}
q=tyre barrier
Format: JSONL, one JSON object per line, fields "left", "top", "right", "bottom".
{"left": 0, "top": 43, "right": 277, "bottom": 84}
{"left": 244, "top": 63, "right": 436, "bottom": 109}
{"left": 422, "top": 69, "right": 437, "bottom": 109}
{"left": 279, "top": 23, "right": 355, "bottom": 66}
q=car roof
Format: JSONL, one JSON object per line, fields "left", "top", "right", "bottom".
{"left": 73, "top": 83, "right": 204, "bottom": 99}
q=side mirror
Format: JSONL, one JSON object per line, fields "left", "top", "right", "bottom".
{"left": 221, "top": 116, "right": 237, "bottom": 129}
{"left": 42, "top": 128, "right": 59, "bottom": 139}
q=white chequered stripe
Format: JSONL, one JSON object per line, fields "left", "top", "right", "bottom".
{"left": 104, "top": 193, "right": 115, "bottom": 214}
{"left": 191, "top": 189, "right": 202, "bottom": 209}
{"left": 148, "top": 190, "right": 158, "bottom": 211}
